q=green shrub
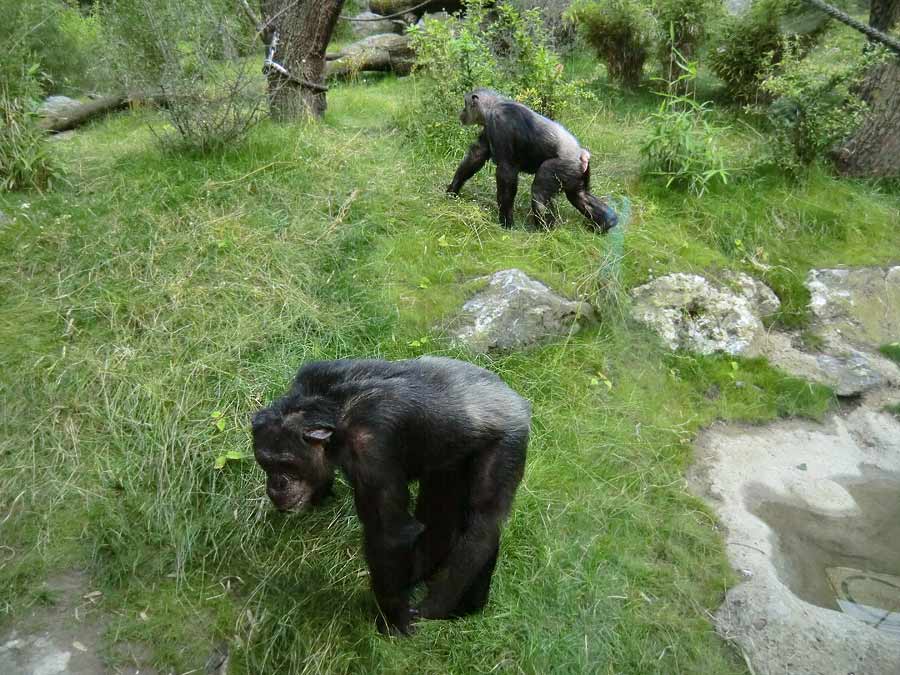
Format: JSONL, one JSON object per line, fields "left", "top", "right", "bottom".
{"left": 651, "top": 0, "right": 720, "bottom": 85}
{"left": 566, "top": 0, "right": 655, "bottom": 88}
{"left": 761, "top": 37, "right": 869, "bottom": 171}
{"left": 1, "top": 84, "right": 64, "bottom": 193}
{"left": 103, "top": 0, "right": 264, "bottom": 154}
{"left": 708, "top": 0, "right": 785, "bottom": 102}
{"left": 406, "top": 0, "right": 589, "bottom": 156}
{"left": 0, "top": 1, "right": 105, "bottom": 96}
{"left": 641, "top": 59, "right": 730, "bottom": 195}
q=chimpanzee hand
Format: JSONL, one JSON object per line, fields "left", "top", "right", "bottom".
{"left": 446, "top": 183, "right": 460, "bottom": 196}
{"left": 376, "top": 606, "right": 419, "bottom": 637}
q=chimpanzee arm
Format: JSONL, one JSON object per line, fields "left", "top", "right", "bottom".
{"left": 495, "top": 163, "right": 519, "bottom": 228}
{"left": 447, "top": 131, "right": 491, "bottom": 195}
{"left": 352, "top": 475, "right": 424, "bottom": 635}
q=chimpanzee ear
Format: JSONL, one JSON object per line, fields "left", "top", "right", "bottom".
{"left": 303, "top": 427, "right": 333, "bottom": 446}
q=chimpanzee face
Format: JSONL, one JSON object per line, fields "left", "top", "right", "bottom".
{"left": 459, "top": 93, "right": 483, "bottom": 126}
{"left": 251, "top": 408, "right": 334, "bottom": 512}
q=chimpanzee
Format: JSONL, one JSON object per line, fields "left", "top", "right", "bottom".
{"left": 251, "top": 357, "right": 530, "bottom": 636}
{"left": 447, "top": 88, "right": 618, "bottom": 233}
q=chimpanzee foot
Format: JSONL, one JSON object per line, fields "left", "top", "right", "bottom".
{"left": 376, "top": 606, "right": 419, "bottom": 637}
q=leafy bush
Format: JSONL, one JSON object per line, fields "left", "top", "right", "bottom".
{"left": 708, "top": 0, "right": 829, "bottom": 102}
{"left": 641, "top": 59, "right": 730, "bottom": 195}
{"left": 651, "top": 0, "right": 720, "bottom": 85}
{"left": 761, "top": 38, "right": 869, "bottom": 171}
{"left": 1, "top": 83, "right": 64, "bottom": 193}
{"left": 0, "top": 1, "right": 105, "bottom": 96}
{"left": 566, "top": 0, "right": 656, "bottom": 88}
{"left": 708, "top": 0, "right": 785, "bottom": 102}
{"left": 103, "top": 0, "right": 264, "bottom": 154}
{"left": 406, "top": 0, "right": 589, "bottom": 155}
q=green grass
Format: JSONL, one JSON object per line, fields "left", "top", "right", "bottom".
{"left": 879, "top": 342, "right": 900, "bottom": 366}
{"left": 1, "top": 64, "right": 899, "bottom": 674}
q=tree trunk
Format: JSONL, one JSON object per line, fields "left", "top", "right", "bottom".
{"left": 260, "top": 0, "right": 345, "bottom": 120}
{"left": 833, "top": 60, "right": 900, "bottom": 177}
{"left": 869, "top": 0, "right": 899, "bottom": 32}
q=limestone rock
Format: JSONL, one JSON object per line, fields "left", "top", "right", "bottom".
{"left": 417, "top": 11, "right": 451, "bottom": 26}
{"left": 448, "top": 269, "right": 593, "bottom": 352}
{"left": 750, "top": 331, "right": 896, "bottom": 397}
{"left": 349, "top": 12, "right": 404, "bottom": 38}
{"left": 723, "top": 271, "right": 781, "bottom": 317}
{"left": 806, "top": 266, "right": 900, "bottom": 348}
{"left": 630, "top": 273, "right": 762, "bottom": 355}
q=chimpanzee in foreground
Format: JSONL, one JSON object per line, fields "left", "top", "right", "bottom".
{"left": 448, "top": 88, "right": 618, "bottom": 233}
{"left": 251, "top": 357, "right": 531, "bottom": 636}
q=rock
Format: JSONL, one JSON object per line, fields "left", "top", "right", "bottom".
{"left": 722, "top": 271, "right": 781, "bottom": 317}
{"left": 689, "top": 409, "right": 900, "bottom": 675}
{"left": 806, "top": 266, "right": 900, "bottom": 348}
{"left": 630, "top": 273, "right": 762, "bottom": 355}
{"left": 37, "top": 95, "right": 79, "bottom": 119}
{"left": 750, "top": 331, "right": 889, "bottom": 397}
{"left": 724, "top": 0, "right": 751, "bottom": 14}
{"left": 349, "top": 12, "right": 404, "bottom": 37}
{"left": 448, "top": 269, "right": 593, "bottom": 352}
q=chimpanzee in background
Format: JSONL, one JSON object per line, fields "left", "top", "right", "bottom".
{"left": 447, "top": 88, "right": 618, "bottom": 233}
{"left": 251, "top": 357, "right": 531, "bottom": 636}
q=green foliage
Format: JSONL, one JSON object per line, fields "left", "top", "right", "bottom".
{"left": 879, "top": 342, "right": 900, "bottom": 366}
{"left": 761, "top": 37, "right": 869, "bottom": 172}
{"left": 651, "top": 0, "right": 721, "bottom": 84}
{"left": 641, "top": 60, "right": 730, "bottom": 195}
{"left": 566, "top": 0, "right": 656, "bottom": 88}
{"left": 0, "top": 84, "right": 64, "bottom": 193}
{"left": 708, "top": 0, "right": 786, "bottom": 101}
{"left": 406, "top": 0, "right": 588, "bottom": 156}
{"left": 0, "top": 1, "right": 105, "bottom": 96}
{"left": 103, "top": 0, "right": 264, "bottom": 154}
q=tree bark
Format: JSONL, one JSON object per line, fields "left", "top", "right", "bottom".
{"left": 833, "top": 60, "right": 900, "bottom": 177}
{"left": 260, "top": 0, "right": 346, "bottom": 120}
{"left": 869, "top": 0, "right": 900, "bottom": 33}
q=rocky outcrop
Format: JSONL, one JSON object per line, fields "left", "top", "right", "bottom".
{"left": 630, "top": 273, "right": 763, "bottom": 355}
{"left": 448, "top": 269, "right": 593, "bottom": 353}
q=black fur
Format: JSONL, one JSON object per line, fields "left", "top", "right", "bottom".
{"left": 448, "top": 88, "right": 618, "bottom": 232}
{"left": 251, "top": 357, "right": 531, "bottom": 636}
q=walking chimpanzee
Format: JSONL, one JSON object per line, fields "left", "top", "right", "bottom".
{"left": 251, "top": 357, "right": 531, "bottom": 636}
{"left": 447, "top": 88, "right": 618, "bottom": 232}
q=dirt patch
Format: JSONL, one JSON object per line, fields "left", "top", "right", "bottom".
{"left": 689, "top": 407, "right": 900, "bottom": 675}
{"left": 0, "top": 571, "right": 156, "bottom": 675}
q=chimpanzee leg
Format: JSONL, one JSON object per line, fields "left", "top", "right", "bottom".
{"left": 416, "top": 433, "right": 526, "bottom": 619}
{"left": 411, "top": 470, "right": 466, "bottom": 585}
{"left": 496, "top": 163, "right": 519, "bottom": 228}
{"left": 353, "top": 479, "right": 424, "bottom": 635}
{"left": 530, "top": 159, "right": 569, "bottom": 229}
{"left": 448, "top": 131, "right": 491, "bottom": 195}
{"left": 450, "top": 544, "right": 499, "bottom": 617}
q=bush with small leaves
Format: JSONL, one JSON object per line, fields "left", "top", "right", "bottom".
{"left": 405, "top": 0, "right": 591, "bottom": 156}
{"left": 565, "top": 0, "right": 656, "bottom": 88}
{"left": 761, "top": 38, "right": 871, "bottom": 172}
{"left": 641, "top": 59, "right": 730, "bottom": 195}
{"left": 1, "top": 82, "right": 64, "bottom": 193}
{"left": 651, "top": 0, "right": 721, "bottom": 86}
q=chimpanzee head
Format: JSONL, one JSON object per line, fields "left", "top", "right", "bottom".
{"left": 584, "top": 195, "right": 618, "bottom": 233}
{"left": 459, "top": 88, "right": 498, "bottom": 126}
{"left": 251, "top": 407, "right": 335, "bottom": 512}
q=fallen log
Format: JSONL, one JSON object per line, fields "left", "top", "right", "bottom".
{"left": 325, "top": 33, "right": 415, "bottom": 79}
{"left": 368, "top": 0, "right": 464, "bottom": 17}
{"left": 38, "top": 94, "right": 167, "bottom": 133}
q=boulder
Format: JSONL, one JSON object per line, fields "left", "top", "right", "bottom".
{"left": 806, "top": 266, "right": 900, "bottom": 348}
{"left": 630, "top": 273, "right": 762, "bottom": 355}
{"left": 448, "top": 269, "right": 593, "bottom": 352}
{"left": 349, "top": 12, "right": 404, "bottom": 37}
{"left": 723, "top": 271, "right": 781, "bottom": 317}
